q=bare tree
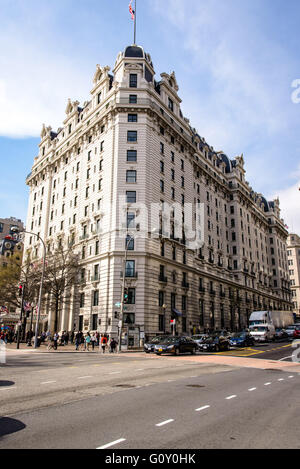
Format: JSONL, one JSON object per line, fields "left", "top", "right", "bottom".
{"left": 36, "top": 245, "right": 80, "bottom": 332}
{"left": 0, "top": 254, "right": 39, "bottom": 310}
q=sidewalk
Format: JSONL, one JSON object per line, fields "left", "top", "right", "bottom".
{"left": 5, "top": 343, "right": 144, "bottom": 354}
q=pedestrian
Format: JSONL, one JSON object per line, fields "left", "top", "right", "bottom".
{"left": 75, "top": 331, "right": 81, "bottom": 351}
{"left": 96, "top": 331, "right": 100, "bottom": 347}
{"left": 110, "top": 338, "right": 117, "bottom": 353}
{"left": 85, "top": 333, "right": 91, "bottom": 352}
{"left": 64, "top": 332, "right": 69, "bottom": 346}
{"left": 101, "top": 335, "right": 108, "bottom": 354}
{"left": 53, "top": 332, "right": 59, "bottom": 350}
{"left": 91, "top": 333, "right": 96, "bottom": 351}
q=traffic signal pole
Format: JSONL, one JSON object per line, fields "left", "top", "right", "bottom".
{"left": 118, "top": 240, "right": 129, "bottom": 353}
{"left": 16, "top": 285, "right": 25, "bottom": 350}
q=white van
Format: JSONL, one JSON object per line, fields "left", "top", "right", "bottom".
{"left": 250, "top": 324, "right": 276, "bottom": 343}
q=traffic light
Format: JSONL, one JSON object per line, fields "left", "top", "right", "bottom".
{"left": 124, "top": 288, "right": 129, "bottom": 304}
{"left": 18, "top": 285, "right": 23, "bottom": 297}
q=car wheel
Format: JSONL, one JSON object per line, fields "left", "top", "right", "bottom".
{"left": 226, "top": 343, "right": 230, "bottom": 351}
{"left": 215, "top": 345, "right": 220, "bottom": 353}
{"left": 175, "top": 348, "right": 180, "bottom": 356}
{"left": 191, "top": 348, "right": 196, "bottom": 355}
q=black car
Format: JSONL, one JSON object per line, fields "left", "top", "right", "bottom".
{"left": 144, "top": 336, "right": 168, "bottom": 353}
{"left": 154, "top": 336, "right": 197, "bottom": 356}
{"left": 230, "top": 332, "right": 255, "bottom": 348}
{"left": 199, "top": 335, "right": 230, "bottom": 353}
{"left": 275, "top": 328, "right": 289, "bottom": 341}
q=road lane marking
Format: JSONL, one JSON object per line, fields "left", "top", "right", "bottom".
{"left": 288, "top": 376, "right": 294, "bottom": 379}
{"left": 78, "top": 376, "right": 92, "bottom": 379}
{"left": 195, "top": 405, "right": 210, "bottom": 412}
{"left": 109, "top": 372, "right": 121, "bottom": 375}
{"left": 278, "top": 379, "right": 285, "bottom": 382}
{"left": 226, "top": 395, "right": 237, "bottom": 400}
{"left": 97, "top": 439, "right": 126, "bottom": 450}
{"left": 41, "top": 381, "right": 57, "bottom": 385}
{"left": 0, "top": 387, "right": 17, "bottom": 391}
{"left": 248, "top": 388, "right": 257, "bottom": 392}
{"left": 156, "top": 419, "right": 174, "bottom": 427}
{"left": 264, "top": 383, "right": 272, "bottom": 386}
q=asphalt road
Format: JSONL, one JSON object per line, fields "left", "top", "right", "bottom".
{"left": 0, "top": 349, "right": 300, "bottom": 449}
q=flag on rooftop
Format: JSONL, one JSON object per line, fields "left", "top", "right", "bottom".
{"left": 129, "top": 0, "right": 135, "bottom": 20}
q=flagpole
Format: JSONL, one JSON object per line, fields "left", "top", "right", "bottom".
{"left": 134, "top": 0, "right": 137, "bottom": 45}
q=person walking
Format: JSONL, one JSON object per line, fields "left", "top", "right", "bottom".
{"left": 75, "top": 331, "right": 81, "bottom": 351}
{"left": 91, "top": 333, "right": 96, "bottom": 351}
{"left": 101, "top": 335, "right": 108, "bottom": 354}
{"left": 53, "top": 332, "right": 59, "bottom": 351}
{"left": 110, "top": 338, "right": 117, "bottom": 354}
{"left": 85, "top": 333, "right": 91, "bottom": 352}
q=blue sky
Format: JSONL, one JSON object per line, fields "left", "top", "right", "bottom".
{"left": 0, "top": 0, "right": 299, "bottom": 231}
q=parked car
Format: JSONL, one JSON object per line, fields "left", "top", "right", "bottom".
{"left": 214, "top": 330, "right": 232, "bottom": 339}
{"left": 275, "top": 328, "right": 289, "bottom": 341}
{"left": 154, "top": 336, "right": 197, "bottom": 356}
{"left": 230, "top": 332, "right": 255, "bottom": 348}
{"left": 144, "top": 336, "right": 168, "bottom": 353}
{"left": 293, "top": 327, "right": 300, "bottom": 339}
{"left": 286, "top": 325, "right": 299, "bottom": 338}
{"left": 191, "top": 334, "right": 209, "bottom": 349}
{"left": 198, "top": 335, "right": 231, "bottom": 353}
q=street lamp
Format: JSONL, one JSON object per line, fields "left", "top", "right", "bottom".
{"left": 11, "top": 227, "right": 47, "bottom": 349}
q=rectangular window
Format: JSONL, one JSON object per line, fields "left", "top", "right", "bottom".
{"left": 126, "top": 170, "right": 137, "bottom": 183}
{"left": 127, "top": 150, "right": 137, "bottom": 162}
{"left": 126, "top": 235, "right": 135, "bottom": 251}
{"left": 127, "top": 213, "right": 136, "bottom": 229}
{"left": 125, "top": 260, "right": 136, "bottom": 277}
{"left": 168, "top": 98, "right": 174, "bottom": 112}
{"left": 128, "top": 114, "right": 138, "bottom": 122}
{"left": 127, "top": 131, "right": 137, "bottom": 142}
{"left": 126, "top": 191, "right": 137, "bottom": 203}
{"left": 129, "top": 74, "right": 137, "bottom": 88}
{"left": 93, "top": 290, "right": 99, "bottom": 307}
{"left": 129, "top": 94, "right": 137, "bottom": 103}
{"left": 128, "top": 288, "right": 136, "bottom": 305}
{"left": 92, "top": 314, "right": 98, "bottom": 330}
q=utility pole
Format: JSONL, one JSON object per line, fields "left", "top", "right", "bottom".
{"left": 17, "top": 284, "right": 25, "bottom": 350}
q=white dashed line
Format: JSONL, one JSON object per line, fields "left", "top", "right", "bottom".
{"left": 0, "top": 387, "right": 17, "bottom": 391}
{"left": 226, "top": 395, "right": 237, "bottom": 400}
{"left": 77, "top": 376, "right": 92, "bottom": 380}
{"left": 288, "top": 376, "right": 294, "bottom": 379}
{"left": 248, "top": 388, "right": 257, "bottom": 392}
{"left": 278, "top": 379, "right": 284, "bottom": 382}
{"left": 195, "top": 405, "right": 210, "bottom": 412}
{"left": 109, "top": 372, "right": 121, "bottom": 375}
{"left": 156, "top": 419, "right": 174, "bottom": 427}
{"left": 41, "top": 381, "right": 57, "bottom": 385}
{"left": 264, "top": 383, "right": 272, "bottom": 386}
{"left": 97, "top": 438, "right": 126, "bottom": 450}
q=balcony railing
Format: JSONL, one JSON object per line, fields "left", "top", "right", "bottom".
{"left": 199, "top": 287, "right": 205, "bottom": 293}
{"left": 182, "top": 282, "right": 190, "bottom": 289}
{"left": 91, "top": 275, "right": 100, "bottom": 282}
{"left": 121, "top": 271, "right": 138, "bottom": 279}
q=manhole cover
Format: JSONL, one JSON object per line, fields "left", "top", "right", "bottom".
{"left": 114, "top": 384, "right": 136, "bottom": 389}
{"left": 186, "top": 385, "right": 205, "bottom": 388}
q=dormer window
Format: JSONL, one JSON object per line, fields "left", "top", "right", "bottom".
{"left": 42, "top": 147, "right": 45, "bottom": 156}
{"left": 129, "top": 74, "right": 137, "bottom": 88}
{"left": 97, "top": 92, "right": 102, "bottom": 105}
{"left": 168, "top": 98, "right": 174, "bottom": 112}
{"left": 69, "top": 124, "right": 72, "bottom": 135}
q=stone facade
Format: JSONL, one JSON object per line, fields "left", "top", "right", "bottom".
{"left": 24, "top": 45, "right": 292, "bottom": 341}
{"left": 287, "top": 234, "right": 300, "bottom": 319}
